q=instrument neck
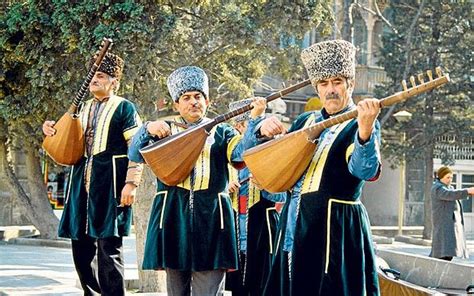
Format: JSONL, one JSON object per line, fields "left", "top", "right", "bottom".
{"left": 214, "top": 79, "right": 311, "bottom": 125}
{"left": 67, "top": 64, "right": 99, "bottom": 115}
{"left": 305, "top": 74, "right": 448, "bottom": 140}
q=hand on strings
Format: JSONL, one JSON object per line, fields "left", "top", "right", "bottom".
{"left": 259, "top": 116, "right": 287, "bottom": 138}
{"left": 250, "top": 97, "right": 267, "bottom": 118}
{"left": 120, "top": 183, "right": 137, "bottom": 207}
{"left": 147, "top": 120, "right": 171, "bottom": 139}
{"left": 42, "top": 120, "right": 56, "bottom": 136}
{"left": 228, "top": 180, "right": 241, "bottom": 193}
{"left": 356, "top": 98, "right": 380, "bottom": 142}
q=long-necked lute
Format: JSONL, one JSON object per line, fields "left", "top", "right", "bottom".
{"left": 42, "top": 38, "right": 113, "bottom": 166}
{"left": 140, "top": 79, "right": 311, "bottom": 186}
{"left": 243, "top": 67, "right": 450, "bottom": 193}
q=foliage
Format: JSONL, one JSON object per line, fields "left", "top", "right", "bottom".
{"left": 376, "top": 0, "right": 473, "bottom": 166}
{"left": 0, "top": 0, "right": 334, "bottom": 144}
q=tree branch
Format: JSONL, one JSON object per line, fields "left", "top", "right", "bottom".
{"left": 354, "top": 0, "right": 401, "bottom": 37}
{"left": 380, "top": 0, "right": 426, "bottom": 126}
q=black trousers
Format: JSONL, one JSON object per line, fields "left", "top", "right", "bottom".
{"left": 71, "top": 236, "right": 125, "bottom": 296}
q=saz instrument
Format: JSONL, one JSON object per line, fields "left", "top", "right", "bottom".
{"left": 140, "top": 79, "right": 311, "bottom": 186}
{"left": 243, "top": 67, "right": 450, "bottom": 193}
{"left": 42, "top": 38, "right": 113, "bottom": 166}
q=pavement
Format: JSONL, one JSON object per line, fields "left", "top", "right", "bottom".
{"left": 0, "top": 232, "right": 472, "bottom": 296}
{"left": 376, "top": 237, "right": 474, "bottom": 265}
{"left": 0, "top": 235, "right": 146, "bottom": 296}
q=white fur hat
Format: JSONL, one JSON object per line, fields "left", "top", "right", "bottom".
{"left": 301, "top": 40, "right": 356, "bottom": 87}
{"left": 167, "top": 66, "right": 209, "bottom": 102}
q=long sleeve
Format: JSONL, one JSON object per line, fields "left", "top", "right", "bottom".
{"left": 229, "top": 116, "right": 264, "bottom": 163}
{"left": 125, "top": 138, "right": 144, "bottom": 186}
{"left": 128, "top": 125, "right": 154, "bottom": 163}
{"left": 348, "top": 121, "right": 381, "bottom": 181}
{"left": 432, "top": 181, "right": 469, "bottom": 201}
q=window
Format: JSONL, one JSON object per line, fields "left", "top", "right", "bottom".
{"left": 353, "top": 11, "right": 367, "bottom": 65}
{"left": 461, "top": 174, "right": 474, "bottom": 213}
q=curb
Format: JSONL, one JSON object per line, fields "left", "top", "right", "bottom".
{"left": 8, "top": 237, "right": 71, "bottom": 248}
{"left": 394, "top": 235, "right": 432, "bottom": 246}
{"left": 372, "top": 235, "right": 394, "bottom": 244}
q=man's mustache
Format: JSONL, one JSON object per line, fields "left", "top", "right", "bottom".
{"left": 326, "top": 93, "right": 340, "bottom": 100}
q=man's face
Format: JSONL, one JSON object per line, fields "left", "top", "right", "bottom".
{"left": 89, "top": 71, "right": 116, "bottom": 99}
{"left": 316, "top": 76, "right": 354, "bottom": 115}
{"left": 174, "top": 91, "right": 209, "bottom": 123}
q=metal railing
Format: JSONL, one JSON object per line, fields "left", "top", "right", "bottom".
{"left": 434, "top": 136, "right": 474, "bottom": 160}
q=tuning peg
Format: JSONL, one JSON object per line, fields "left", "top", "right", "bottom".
{"left": 409, "top": 76, "right": 416, "bottom": 88}
{"left": 402, "top": 80, "right": 408, "bottom": 91}
{"left": 427, "top": 70, "right": 433, "bottom": 81}
{"left": 435, "top": 67, "right": 442, "bottom": 77}
{"left": 417, "top": 73, "right": 425, "bottom": 84}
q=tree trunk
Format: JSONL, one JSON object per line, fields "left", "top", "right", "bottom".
{"left": 422, "top": 146, "right": 434, "bottom": 239}
{"left": 133, "top": 166, "right": 167, "bottom": 292}
{"left": 423, "top": 9, "right": 440, "bottom": 240}
{"left": 24, "top": 145, "right": 59, "bottom": 239}
{"left": 0, "top": 140, "right": 58, "bottom": 238}
{"left": 341, "top": 0, "right": 353, "bottom": 42}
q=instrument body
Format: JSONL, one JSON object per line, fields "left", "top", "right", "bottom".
{"left": 140, "top": 124, "right": 211, "bottom": 185}
{"left": 244, "top": 68, "right": 450, "bottom": 192}
{"left": 42, "top": 38, "right": 113, "bottom": 166}
{"left": 42, "top": 112, "right": 85, "bottom": 166}
{"left": 140, "top": 79, "right": 311, "bottom": 186}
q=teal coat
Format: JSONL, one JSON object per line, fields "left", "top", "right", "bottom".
{"left": 264, "top": 111, "right": 380, "bottom": 296}
{"left": 141, "top": 117, "right": 244, "bottom": 271}
{"left": 58, "top": 96, "right": 141, "bottom": 240}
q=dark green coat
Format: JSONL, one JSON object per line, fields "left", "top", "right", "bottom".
{"left": 142, "top": 117, "right": 242, "bottom": 271}
{"left": 264, "top": 111, "right": 380, "bottom": 296}
{"left": 58, "top": 96, "right": 141, "bottom": 240}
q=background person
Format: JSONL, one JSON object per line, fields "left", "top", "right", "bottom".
{"left": 430, "top": 166, "right": 474, "bottom": 261}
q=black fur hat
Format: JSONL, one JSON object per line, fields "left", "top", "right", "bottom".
{"left": 89, "top": 52, "right": 124, "bottom": 80}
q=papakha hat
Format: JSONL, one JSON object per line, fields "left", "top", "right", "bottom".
{"left": 90, "top": 52, "right": 124, "bottom": 80}
{"left": 167, "top": 66, "right": 209, "bottom": 102}
{"left": 229, "top": 98, "right": 253, "bottom": 122}
{"left": 437, "top": 166, "right": 452, "bottom": 179}
{"left": 301, "top": 39, "right": 356, "bottom": 88}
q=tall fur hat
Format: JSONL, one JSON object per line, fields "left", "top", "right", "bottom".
{"left": 437, "top": 166, "right": 452, "bottom": 179}
{"left": 167, "top": 66, "right": 209, "bottom": 102}
{"left": 301, "top": 40, "right": 356, "bottom": 88}
{"left": 90, "top": 52, "right": 124, "bottom": 80}
{"left": 229, "top": 98, "right": 253, "bottom": 122}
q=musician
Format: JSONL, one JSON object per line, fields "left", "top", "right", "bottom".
{"left": 258, "top": 40, "right": 382, "bottom": 295}
{"left": 128, "top": 66, "right": 267, "bottom": 295}
{"left": 42, "top": 52, "right": 143, "bottom": 295}
{"left": 225, "top": 99, "right": 286, "bottom": 296}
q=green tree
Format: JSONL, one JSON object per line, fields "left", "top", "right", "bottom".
{"left": 1, "top": 0, "right": 334, "bottom": 291}
{"left": 377, "top": 0, "right": 473, "bottom": 239}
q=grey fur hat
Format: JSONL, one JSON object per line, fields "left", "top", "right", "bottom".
{"left": 229, "top": 98, "right": 253, "bottom": 122}
{"left": 301, "top": 40, "right": 356, "bottom": 87}
{"left": 167, "top": 66, "right": 209, "bottom": 102}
